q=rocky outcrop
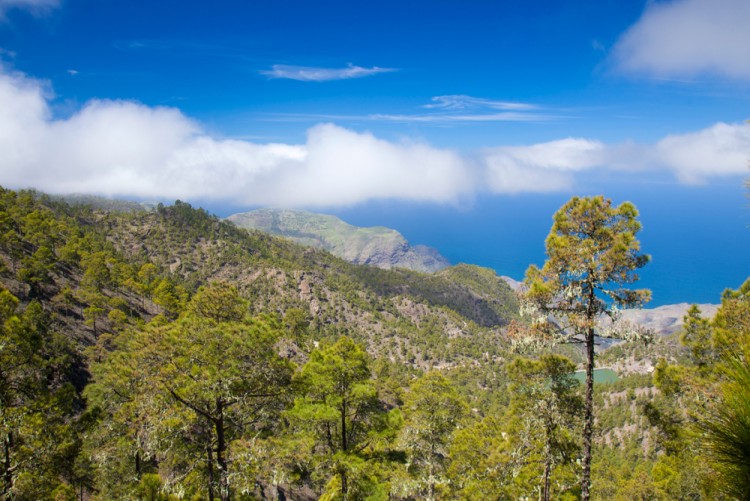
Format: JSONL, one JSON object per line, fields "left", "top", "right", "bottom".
{"left": 614, "top": 302, "right": 719, "bottom": 336}
{"left": 227, "top": 208, "right": 451, "bottom": 273}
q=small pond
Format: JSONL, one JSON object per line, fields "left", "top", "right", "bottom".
{"left": 573, "top": 368, "right": 619, "bottom": 385}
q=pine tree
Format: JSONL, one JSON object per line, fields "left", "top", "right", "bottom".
{"left": 287, "top": 337, "right": 389, "bottom": 499}
{"left": 87, "top": 292, "right": 293, "bottom": 500}
{"left": 521, "top": 196, "right": 650, "bottom": 500}
{"left": 397, "top": 372, "right": 466, "bottom": 500}
{"left": 507, "top": 355, "right": 582, "bottom": 501}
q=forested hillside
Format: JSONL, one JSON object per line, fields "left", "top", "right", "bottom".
{"left": 1, "top": 186, "right": 747, "bottom": 500}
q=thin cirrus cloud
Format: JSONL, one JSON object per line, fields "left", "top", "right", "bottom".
{"left": 368, "top": 94, "right": 551, "bottom": 123}
{"left": 610, "top": 0, "right": 750, "bottom": 80}
{"left": 424, "top": 95, "right": 538, "bottom": 111}
{"left": 0, "top": 0, "right": 59, "bottom": 17}
{"left": 261, "top": 63, "right": 396, "bottom": 82}
{"left": 261, "top": 95, "right": 554, "bottom": 124}
{"left": 0, "top": 67, "right": 748, "bottom": 208}
{"left": 368, "top": 112, "right": 556, "bottom": 123}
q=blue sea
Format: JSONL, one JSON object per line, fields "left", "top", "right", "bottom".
{"left": 207, "top": 178, "right": 750, "bottom": 308}
{"left": 327, "top": 181, "right": 750, "bottom": 307}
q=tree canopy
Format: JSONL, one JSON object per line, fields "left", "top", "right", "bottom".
{"left": 86, "top": 285, "right": 294, "bottom": 500}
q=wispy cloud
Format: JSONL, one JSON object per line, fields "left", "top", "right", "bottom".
{"left": 368, "top": 112, "right": 556, "bottom": 123}
{"left": 114, "top": 39, "right": 258, "bottom": 62}
{"left": 0, "top": 0, "right": 59, "bottom": 18}
{"left": 0, "top": 47, "right": 16, "bottom": 59}
{"left": 611, "top": 0, "right": 750, "bottom": 80}
{"left": 388, "top": 94, "right": 549, "bottom": 122}
{"left": 423, "top": 95, "right": 537, "bottom": 111}
{"left": 258, "top": 111, "right": 556, "bottom": 124}
{"left": 0, "top": 67, "right": 747, "bottom": 207}
{"left": 591, "top": 39, "right": 606, "bottom": 53}
{"left": 258, "top": 95, "right": 554, "bottom": 124}
{"left": 260, "top": 63, "right": 396, "bottom": 82}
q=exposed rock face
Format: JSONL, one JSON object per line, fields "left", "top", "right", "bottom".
{"left": 500, "top": 275, "right": 523, "bottom": 292}
{"left": 227, "top": 208, "right": 451, "bottom": 273}
{"left": 614, "top": 302, "right": 719, "bottom": 336}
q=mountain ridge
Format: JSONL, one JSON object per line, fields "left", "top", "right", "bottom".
{"left": 227, "top": 208, "right": 451, "bottom": 273}
{"left": 0, "top": 190, "right": 519, "bottom": 366}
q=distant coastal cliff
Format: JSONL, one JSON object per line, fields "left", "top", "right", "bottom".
{"left": 227, "top": 208, "right": 451, "bottom": 273}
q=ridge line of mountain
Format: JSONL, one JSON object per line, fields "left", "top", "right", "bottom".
{"left": 226, "top": 208, "right": 451, "bottom": 273}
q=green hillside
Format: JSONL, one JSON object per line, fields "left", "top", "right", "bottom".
{"left": 0, "top": 186, "right": 746, "bottom": 500}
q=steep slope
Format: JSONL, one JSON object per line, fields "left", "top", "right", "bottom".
{"left": 0, "top": 189, "right": 518, "bottom": 369}
{"left": 227, "top": 208, "right": 450, "bottom": 273}
{"left": 104, "top": 202, "right": 518, "bottom": 363}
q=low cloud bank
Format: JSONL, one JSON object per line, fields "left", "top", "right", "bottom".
{"left": 0, "top": 68, "right": 747, "bottom": 207}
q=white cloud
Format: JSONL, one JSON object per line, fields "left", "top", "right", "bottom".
{"left": 656, "top": 122, "right": 750, "bottom": 183}
{"left": 0, "top": 68, "right": 470, "bottom": 206}
{"left": 0, "top": 0, "right": 59, "bottom": 17}
{"left": 611, "top": 0, "right": 750, "bottom": 80}
{"left": 0, "top": 67, "right": 747, "bottom": 208}
{"left": 279, "top": 124, "right": 473, "bottom": 205}
{"left": 261, "top": 63, "right": 396, "bottom": 82}
{"left": 481, "top": 124, "right": 750, "bottom": 192}
{"left": 482, "top": 139, "right": 606, "bottom": 193}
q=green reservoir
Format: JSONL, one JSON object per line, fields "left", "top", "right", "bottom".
{"left": 573, "top": 368, "right": 619, "bottom": 385}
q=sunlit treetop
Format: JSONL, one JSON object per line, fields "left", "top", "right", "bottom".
{"left": 523, "top": 195, "right": 652, "bottom": 344}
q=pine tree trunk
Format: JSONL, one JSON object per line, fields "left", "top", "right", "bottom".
{"left": 340, "top": 399, "right": 348, "bottom": 497}
{"left": 581, "top": 324, "right": 595, "bottom": 501}
{"left": 3, "top": 432, "right": 12, "bottom": 499}
{"left": 216, "top": 401, "right": 230, "bottom": 501}
{"left": 135, "top": 450, "right": 142, "bottom": 479}
{"left": 428, "top": 462, "right": 436, "bottom": 501}
{"left": 341, "top": 400, "right": 347, "bottom": 453}
{"left": 543, "top": 442, "right": 551, "bottom": 501}
{"left": 206, "top": 441, "right": 216, "bottom": 501}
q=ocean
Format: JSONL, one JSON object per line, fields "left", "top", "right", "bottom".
{"left": 326, "top": 180, "right": 750, "bottom": 307}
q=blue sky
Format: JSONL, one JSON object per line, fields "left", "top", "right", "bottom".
{"left": 0, "top": 0, "right": 748, "bottom": 303}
